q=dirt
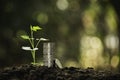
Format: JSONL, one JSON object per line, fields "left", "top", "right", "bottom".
{"left": 0, "top": 64, "right": 120, "bottom": 80}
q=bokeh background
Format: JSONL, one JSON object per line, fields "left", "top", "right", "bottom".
{"left": 0, "top": 0, "right": 120, "bottom": 71}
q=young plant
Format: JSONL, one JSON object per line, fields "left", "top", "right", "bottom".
{"left": 21, "top": 25, "right": 48, "bottom": 65}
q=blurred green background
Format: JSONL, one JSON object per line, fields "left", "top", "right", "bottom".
{"left": 0, "top": 0, "right": 120, "bottom": 70}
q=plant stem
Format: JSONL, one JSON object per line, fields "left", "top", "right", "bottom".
{"left": 31, "top": 50, "right": 36, "bottom": 64}
{"left": 30, "top": 26, "right": 36, "bottom": 64}
{"left": 31, "top": 27, "right": 34, "bottom": 47}
{"left": 28, "top": 39, "right": 34, "bottom": 48}
{"left": 35, "top": 38, "right": 41, "bottom": 48}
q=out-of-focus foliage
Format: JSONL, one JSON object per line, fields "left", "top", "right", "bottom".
{"left": 0, "top": 0, "right": 119, "bottom": 70}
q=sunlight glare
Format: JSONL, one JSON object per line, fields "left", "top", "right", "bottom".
{"left": 37, "top": 13, "right": 48, "bottom": 24}
{"left": 56, "top": 0, "right": 69, "bottom": 11}
{"left": 111, "top": 55, "right": 119, "bottom": 68}
{"left": 80, "top": 35, "right": 104, "bottom": 68}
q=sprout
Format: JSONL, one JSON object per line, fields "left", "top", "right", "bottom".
{"left": 21, "top": 25, "right": 48, "bottom": 65}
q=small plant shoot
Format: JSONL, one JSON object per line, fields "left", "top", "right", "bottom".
{"left": 21, "top": 25, "right": 48, "bottom": 65}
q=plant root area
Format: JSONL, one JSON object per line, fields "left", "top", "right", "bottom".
{"left": 0, "top": 64, "right": 120, "bottom": 80}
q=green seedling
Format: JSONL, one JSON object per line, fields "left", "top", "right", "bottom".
{"left": 21, "top": 25, "right": 48, "bottom": 65}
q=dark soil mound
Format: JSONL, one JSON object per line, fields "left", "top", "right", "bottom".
{"left": 0, "top": 64, "right": 120, "bottom": 80}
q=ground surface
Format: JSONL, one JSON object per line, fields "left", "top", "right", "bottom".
{"left": 0, "top": 64, "right": 120, "bottom": 80}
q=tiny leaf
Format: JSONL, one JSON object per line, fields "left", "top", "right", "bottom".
{"left": 22, "top": 46, "right": 32, "bottom": 50}
{"left": 22, "top": 46, "right": 38, "bottom": 51}
{"left": 21, "top": 35, "right": 29, "bottom": 39}
{"left": 32, "top": 26, "right": 42, "bottom": 31}
{"left": 40, "top": 38, "right": 49, "bottom": 41}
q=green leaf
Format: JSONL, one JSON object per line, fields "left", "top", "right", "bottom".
{"left": 32, "top": 26, "right": 42, "bottom": 31}
{"left": 21, "top": 35, "right": 30, "bottom": 39}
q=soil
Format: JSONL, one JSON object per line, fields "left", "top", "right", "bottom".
{"left": 0, "top": 64, "right": 120, "bottom": 80}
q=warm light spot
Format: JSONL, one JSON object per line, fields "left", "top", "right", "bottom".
{"left": 105, "top": 5, "right": 117, "bottom": 32}
{"left": 56, "top": 0, "right": 69, "bottom": 11}
{"left": 37, "top": 13, "right": 48, "bottom": 24}
{"left": 82, "top": 2, "right": 101, "bottom": 34}
{"left": 80, "top": 35, "right": 104, "bottom": 68}
{"left": 82, "top": 12, "right": 96, "bottom": 34}
{"left": 105, "top": 34, "right": 119, "bottom": 49}
{"left": 111, "top": 55, "right": 119, "bottom": 68}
